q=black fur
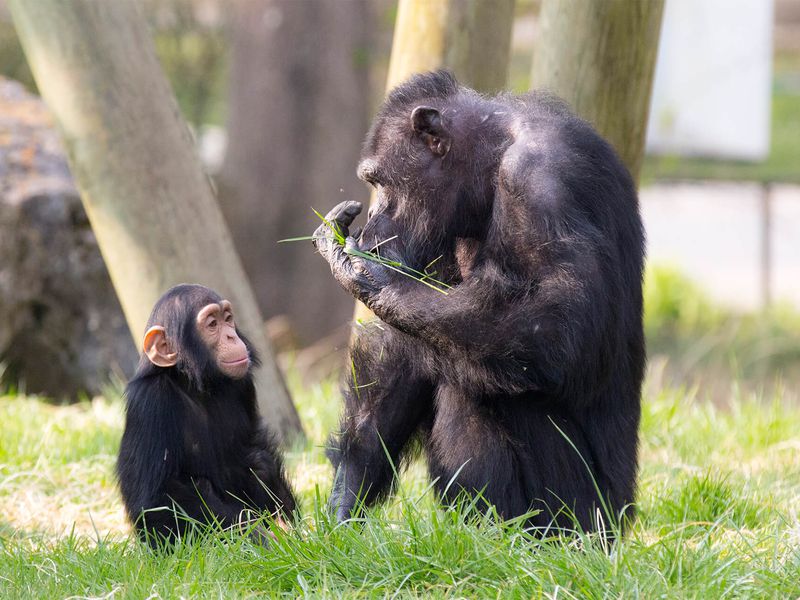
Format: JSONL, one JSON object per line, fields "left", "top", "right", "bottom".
{"left": 116, "top": 284, "right": 296, "bottom": 546}
{"left": 315, "top": 71, "right": 645, "bottom": 534}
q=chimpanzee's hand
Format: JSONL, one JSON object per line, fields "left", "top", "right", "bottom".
{"left": 234, "top": 509, "right": 275, "bottom": 548}
{"left": 312, "top": 200, "right": 362, "bottom": 245}
{"left": 248, "top": 524, "right": 274, "bottom": 548}
{"left": 328, "top": 464, "right": 360, "bottom": 523}
{"left": 312, "top": 201, "right": 393, "bottom": 304}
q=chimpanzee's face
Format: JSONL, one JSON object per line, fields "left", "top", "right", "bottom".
{"left": 195, "top": 300, "right": 250, "bottom": 380}
{"left": 357, "top": 103, "right": 461, "bottom": 236}
{"left": 140, "top": 284, "right": 256, "bottom": 386}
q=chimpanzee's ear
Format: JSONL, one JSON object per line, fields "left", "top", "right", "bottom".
{"left": 411, "top": 105, "right": 451, "bottom": 157}
{"left": 143, "top": 326, "right": 178, "bottom": 368}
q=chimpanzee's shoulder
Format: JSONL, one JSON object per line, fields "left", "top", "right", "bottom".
{"left": 496, "top": 118, "right": 569, "bottom": 202}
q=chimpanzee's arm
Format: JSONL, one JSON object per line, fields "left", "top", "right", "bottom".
{"left": 314, "top": 195, "right": 613, "bottom": 401}
{"left": 118, "top": 377, "right": 184, "bottom": 541}
{"left": 244, "top": 427, "right": 297, "bottom": 518}
{"left": 327, "top": 324, "right": 435, "bottom": 521}
{"left": 375, "top": 254, "right": 609, "bottom": 400}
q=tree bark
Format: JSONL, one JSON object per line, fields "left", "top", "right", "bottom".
{"left": 354, "top": 0, "right": 516, "bottom": 323}
{"left": 387, "top": 0, "right": 515, "bottom": 94}
{"left": 9, "top": 0, "right": 302, "bottom": 441}
{"left": 219, "top": 0, "right": 372, "bottom": 345}
{"left": 531, "top": 0, "right": 665, "bottom": 182}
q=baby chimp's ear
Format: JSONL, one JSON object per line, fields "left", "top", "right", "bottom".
{"left": 143, "top": 326, "right": 178, "bottom": 368}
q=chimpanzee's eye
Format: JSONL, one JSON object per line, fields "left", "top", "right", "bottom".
{"left": 224, "top": 312, "right": 234, "bottom": 324}
{"left": 207, "top": 318, "right": 218, "bottom": 330}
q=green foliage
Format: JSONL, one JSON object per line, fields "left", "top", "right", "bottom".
{"left": 153, "top": 29, "right": 228, "bottom": 127}
{"left": 644, "top": 265, "right": 724, "bottom": 336}
{"left": 644, "top": 265, "right": 800, "bottom": 393}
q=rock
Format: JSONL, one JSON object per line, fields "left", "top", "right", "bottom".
{"left": 0, "top": 77, "right": 137, "bottom": 399}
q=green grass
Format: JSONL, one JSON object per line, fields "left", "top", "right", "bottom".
{"left": 1, "top": 367, "right": 799, "bottom": 598}
{"left": 645, "top": 265, "right": 800, "bottom": 397}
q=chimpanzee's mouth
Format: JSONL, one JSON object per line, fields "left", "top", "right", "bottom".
{"left": 222, "top": 356, "right": 249, "bottom": 365}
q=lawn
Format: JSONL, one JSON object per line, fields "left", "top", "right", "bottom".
{"left": 1, "top": 362, "right": 799, "bottom": 598}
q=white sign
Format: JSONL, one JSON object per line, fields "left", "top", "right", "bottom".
{"left": 646, "top": 0, "right": 773, "bottom": 161}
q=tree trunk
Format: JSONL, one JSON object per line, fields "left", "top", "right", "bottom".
{"left": 9, "top": 0, "right": 302, "bottom": 441}
{"left": 219, "top": 0, "right": 372, "bottom": 345}
{"left": 387, "top": 0, "right": 515, "bottom": 94}
{"left": 531, "top": 0, "right": 665, "bottom": 182}
{"left": 354, "top": 0, "right": 516, "bottom": 323}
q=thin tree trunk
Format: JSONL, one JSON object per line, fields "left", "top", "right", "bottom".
{"left": 531, "top": 0, "right": 665, "bottom": 182}
{"left": 9, "top": 0, "right": 303, "bottom": 441}
{"left": 219, "top": 0, "right": 371, "bottom": 345}
{"left": 354, "top": 0, "right": 515, "bottom": 323}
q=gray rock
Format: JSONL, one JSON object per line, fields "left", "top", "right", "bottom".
{"left": 0, "top": 77, "right": 137, "bottom": 399}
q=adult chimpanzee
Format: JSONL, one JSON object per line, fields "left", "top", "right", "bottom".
{"left": 313, "top": 71, "right": 645, "bottom": 534}
{"left": 117, "top": 284, "right": 296, "bottom": 546}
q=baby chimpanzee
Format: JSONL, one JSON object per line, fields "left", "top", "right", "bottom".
{"left": 117, "top": 284, "right": 295, "bottom": 546}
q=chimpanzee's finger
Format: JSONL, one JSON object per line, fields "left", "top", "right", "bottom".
{"left": 325, "top": 201, "right": 363, "bottom": 231}
{"left": 314, "top": 236, "right": 340, "bottom": 268}
{"left": 312, "top": 221, "right": 333, "bottom": 248}
{"left": 345, "top": 236, "right": 392, "bottom": 301}
{"left": 344, "top": 236, "right": 359, "bottom": 255}
{"left": 328, "top": 239, "right": 358, "bottom": 284}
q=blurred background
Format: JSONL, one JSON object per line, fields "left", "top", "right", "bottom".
{"left": 0, "top": 0, "right": 798, "bottom": 403}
